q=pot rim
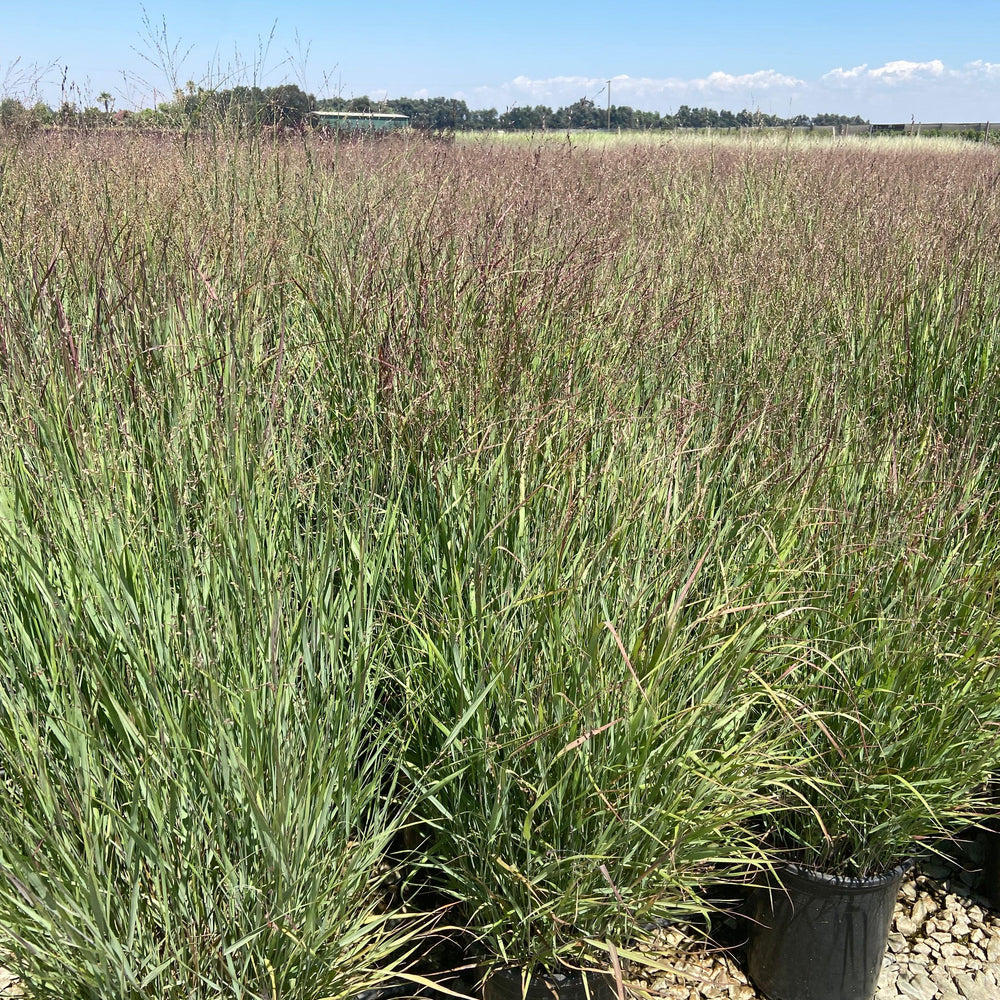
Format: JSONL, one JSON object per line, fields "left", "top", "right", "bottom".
{"left": 779, "top": 856, "right": 914, "bottom": 891}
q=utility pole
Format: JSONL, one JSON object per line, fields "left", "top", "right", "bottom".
{"left": 607, "top": 79, "right": 612, "bottom": 130}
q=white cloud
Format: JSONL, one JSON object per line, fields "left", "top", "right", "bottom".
{"left": 868, "top": 60, "right": 947, "bottom": 82}
{"left": 694, "top": 70, "right": 805, "bottom": 92}
{"left": 466, "top": 60, "right": 1000, "bottom": 122}
{"left": 823, "top": 65, "right": 868, "bottom": 81}
{"left": 474, "top": 70, "right": 803, "bottom": 107}
{"left": 965, "top": 60, "right": 1000, "bottom": 77}
{"left": 823, "top": 59, "right": 999, "bottom": 87}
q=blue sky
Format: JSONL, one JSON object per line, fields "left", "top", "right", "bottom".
{"left": 3, "top": 1, "right": 999, "bottom": 121}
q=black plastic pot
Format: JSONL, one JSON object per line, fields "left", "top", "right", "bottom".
{"left": 978, "top": 779, "right": 1000, "bottom": 909}
{"left": 746, "top": 860, "right": 911, "bottom": 1000}
{"left": 483, "top": 967, "right": 619, "bottom": 1000}
{"left": 982, "top": 828, "right": 1000, "bottom": 909}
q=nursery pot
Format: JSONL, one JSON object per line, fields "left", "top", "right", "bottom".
{"left": 982, "top": 827, "right": 1000, "bottom": 910}
{"left": 483, "top": 966, "right": 619, "bottom": 1000}
{"left": 980, "top": 780, "right": 1000, "bottom": 909}
{"left": 746, "top": 860, "right": 911, "bottom": 1000}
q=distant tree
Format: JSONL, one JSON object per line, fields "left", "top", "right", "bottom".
{"left": 57, "top": 101, "right": 78, "bottom": 126}
{"left": 97, "top": 91, "right": 113, "bottom": 115}
{"left": 432, "top": 98, "right": 469, "bottom": 130}
{"left": 384, "top": 97, "right": 416, "bottom": 121}
{"left": 0, "top": 97, "right": 27, "bottom": 129}
{"left": 608, "top": 104, "right": 636, "bottom": 129}
{"left": 532, "top": 105, "right": 554, "bottom": 129}
{"left": 382, "top": 97, "right": 411, "bottom": 124}
{"left": 375, "top": 96, "right": 469, "bottom": 131}
{"left": 30, "top": 101, "right": 54, "bottom": 126}
{"left": 188, "top": 84, "right": 317, "bottom": 130}
{"left": 812, "top": 112, "right": 867, "bottom": 126}
{"left": 559, "top": 97, "right": 602, "bottom": 129}
{"left": 263, "top": 84, "right": 315, "bottom": 125}
{"left": 676, "top": 105, "right": 701, "bottom": 127}
{"left": 734, "top": 108, "right": 781, "bottom": 127}
{"left": 468, "top": 107, "right": 498, "bottom": 130}
{"left": 499, "top": 105, "right": 542, "bottom": 130}
{"left": 632, "top": 109, "right": 664, "bottom": 129}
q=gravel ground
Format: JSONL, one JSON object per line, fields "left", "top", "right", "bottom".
{"left": 637, "top": 833, "right": 1000, "bottom": 1000}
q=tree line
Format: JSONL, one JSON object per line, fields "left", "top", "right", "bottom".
{"left": 0, "top": 84, "right": 868, "bottom": 132}
{"left": 317, "top": 95, "right": 868, "bottom": 131}
{"left": 0, "top": 83, "right": 317, "bottom": 130}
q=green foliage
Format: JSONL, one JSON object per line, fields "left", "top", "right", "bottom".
{"left": 0, "top": 130, "right": 998, "bottom": 993}
{"left": 0, "top": 97, "right": 29, "bottom": 129}
{"left": 0, "top": 339, "right": 429, "bottom": 998}
{"left": 812, "top": 112, "right": 868, "bottom": 126}
{"left": 394, "top": 442, "right": 798, "bottom": 964}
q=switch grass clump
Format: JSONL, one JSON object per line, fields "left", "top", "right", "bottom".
{"left": 0, "top": 127, "right": 998, "bottom": 994}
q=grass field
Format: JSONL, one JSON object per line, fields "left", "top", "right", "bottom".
{"left": 0, "top": 127, "right": 999, "bottom": 998}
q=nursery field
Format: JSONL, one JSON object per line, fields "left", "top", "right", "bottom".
{"left": 0, "top": 128, "right": 999, "bottom": 999}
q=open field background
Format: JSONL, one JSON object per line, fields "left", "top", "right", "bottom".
{"left": 0, "top": 130, "right": 999, "bottom": 998}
